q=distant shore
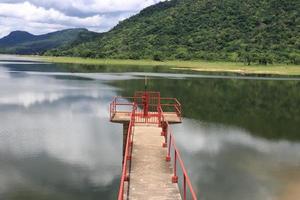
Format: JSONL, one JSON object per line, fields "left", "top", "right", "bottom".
{"left": 29, "top": 55, "right": 300, "bottom": 76}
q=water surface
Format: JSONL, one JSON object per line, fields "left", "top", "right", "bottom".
{"left": 0, "top": 55, "right": 299, "bottom": 200}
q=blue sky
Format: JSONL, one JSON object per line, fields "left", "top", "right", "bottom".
{"left": 0, "top": 0, "right": 165, "bottom": 37}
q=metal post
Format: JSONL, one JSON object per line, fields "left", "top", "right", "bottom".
{"left": 162, "top": 122, "right": 168, "bottom": 148}
{"left": 122, "top": 122, "right": 129, "bottom": 163}
{"left": 143, "top": 92, "right": 149, "bottom": 117}
{"left": 163, "top": 134, "right": 167, "bottom": 148}
{"left": 158, "top": 107, "right": 162, "bottom": 126}
{"left": 172, "top": 150, "right": 178, "bottom": 183}
{"left": 184, "top": 176, "right": 187, "bottom": 200}
{"left": 166, "top": 134, "right": 171, "bottom": 162}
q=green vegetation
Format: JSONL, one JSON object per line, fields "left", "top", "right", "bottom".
{"left": 46, "top": 0, "right": 300, "bottom": 65}
{"left": 38, "top": 56, "right": 300, "bottom": 75}
{"left": 0, "top": 29, "right": 99, "bottom": 54}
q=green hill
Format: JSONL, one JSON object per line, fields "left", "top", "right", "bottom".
{"left": 46, "top": 0, "right": 300, "bottom": 64}
{"left": 0, "top": 29, "right": 99, "bottom": 55}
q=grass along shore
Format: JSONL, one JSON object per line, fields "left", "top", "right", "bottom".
{"left": 35, "top": 55, "right": 300, "bottom": 76}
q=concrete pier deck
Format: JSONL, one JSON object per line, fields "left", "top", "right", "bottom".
{"left": 109, "top": 92, "right": 196, "bottom": 200}
{"left": 128, "top": 125, "right": 181, "bottom": 200}
{"left": 111, "top": 112, "right": 181, "bottom": 124}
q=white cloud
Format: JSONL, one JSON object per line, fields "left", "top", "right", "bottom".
{"left": 68, "top": 0, "right": 163, "bottom": 13}
{"left": 0, "top": 2, "right": 103, "bottom": 27}
{"left": 0, "top": 16, "right": 70, "bottom": 37}
{"left": 0, "top": 0, "right": 165, "bottom": 38}
{"left": 0, "top": 0, "right": 163, "bottom": 14}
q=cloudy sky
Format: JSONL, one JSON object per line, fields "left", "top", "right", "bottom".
{"left": 0, "top": 0, "right": 164, "bottom": 38}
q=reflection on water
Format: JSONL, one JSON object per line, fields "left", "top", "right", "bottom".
{"left": 0, "top": 63, "right": 122, "bottom": 199}
{"left": 111, "top": 70, "right": 300, "bottom": 200}
{"left": 174, "top": 120, "right": 300, "bottom": 200}
{"left": 113, "top": 78, "right": 300, "bottom": 141}
{"left": 0, "top": 56, "right": 300, "bottom": 200}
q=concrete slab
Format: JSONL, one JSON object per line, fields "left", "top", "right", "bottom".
{"left": 128, "top": 126, "right": 182, "bottom": 200}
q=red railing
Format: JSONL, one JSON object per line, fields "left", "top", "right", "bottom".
{"left": 161, "top": 97, "right": 182, "bottom": 118}
{"left": 110, "top": 96, "right": 136, "bottom": 120}
{"left": 110, "top": 95, "right": 181, "bottom": 122}
{"left": 117, "top": 103, "right": 136, "bottom": 200}
{"left": 134, "top": 111, "right": 161, "bottom": 124}
{"left": 111, "top": 92, "right": 197, "bottom": 200}
{"left": 160, "top": 107, "right": 197, "bottom": 200}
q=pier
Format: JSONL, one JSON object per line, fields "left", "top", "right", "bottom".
{"left": 110, "top": 91, "right": 197, "bottom": 200}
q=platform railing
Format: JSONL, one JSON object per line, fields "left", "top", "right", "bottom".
{"left": 110, "top": 96, "right": 136, "bottom": 120}
{"left": 160, "top": 107, "right": 197, "bottom": 200}
{"left": 134, "top": 111, "right": 161, "bottom": 124}
{"left": 160, "top": 97, "right": 182, "bottom": 118}
{"left": 110, "top": 96, "right": 181, "bottom": 122}
{"left": 117, "top": 103, "right": 137, "bottom": 200}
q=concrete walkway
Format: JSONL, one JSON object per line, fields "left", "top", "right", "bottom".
{"left": 128, "top": 125, "right": 182, "bottom": 200}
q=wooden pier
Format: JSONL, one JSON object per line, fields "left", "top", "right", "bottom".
{"left": 110, "top": 91, "right": 197, "bottom": 200}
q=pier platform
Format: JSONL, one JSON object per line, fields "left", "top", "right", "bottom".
{"left": 110, "top": 91, "right": 197, "bottom": 200}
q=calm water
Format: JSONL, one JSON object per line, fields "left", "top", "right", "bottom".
{"left": 0, "top": 55, "right": 300, "bottom": 200}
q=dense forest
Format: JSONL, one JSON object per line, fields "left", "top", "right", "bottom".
{"left": 46, "top": 0, "right": 300, "bottom": 64}
{"left": 0, "top": 29, "right": 99, "bottom": 54}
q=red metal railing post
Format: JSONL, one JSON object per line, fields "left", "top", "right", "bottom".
{"left": 109, "top": 103, "right": 112, "bottom": 120}
{"left": 161, "top": 122, "right": 168, "bottom": 148}
{"left": 172, "top": 150, "right": 178, "bottom": 183}
{"left": 158, "top": 106, "right": 161, "bottom": 127}
{"left": 166, "top": 133, "right": 171, "bottom": 162}
{"left": 163, "top": 134, "right": 167, "bottom": 148}
{"left": 143, "top": 92, "right": 149, "bottom": 117}
{"left": 184, "top": 176, "right": 187, "bottom": 200}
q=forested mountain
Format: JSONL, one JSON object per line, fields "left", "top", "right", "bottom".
{"left": 0, "top": 29, "right": 99, "bottom": 54}
{"left": 46, "top": 0, "right": 299, "bottom": 64}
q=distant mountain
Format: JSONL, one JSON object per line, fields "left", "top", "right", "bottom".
{"left": 0, "top": 29, "right": 99, "bottom": 55}
{"left": 46, "top": 0, "right": 299, "bottom": 64}
{"left": 0, "top": 31, "right": 36, "bottom": 46}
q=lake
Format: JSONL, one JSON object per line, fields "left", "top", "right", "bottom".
{"left": 0, "top": 55, "right": 300, "bottom": 200}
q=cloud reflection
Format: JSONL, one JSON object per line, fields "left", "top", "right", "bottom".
{"left": 174, "top": 119, "right": 300, "bottom": 162}
{"left": 173, "top": 119, "right": 300, "bottom": 200}
{"left": 0, "top": 65, "right": 123, "bottom": 198}
{"left": 0, "top": 92, "right": 64, "bottom": 107}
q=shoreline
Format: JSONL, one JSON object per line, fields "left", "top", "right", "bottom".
{"left": 12, "top": 55, "right": 300, "bottom": 76}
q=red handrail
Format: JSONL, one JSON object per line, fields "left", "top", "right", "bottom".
{"left": 161, "top": 107, "right": 197, "bottom": 200}
{"left": 111, "top": 93, "right": 196, "bottom": 200}
{"left": 117, "top": 103, "right": 136, "bottom": 200}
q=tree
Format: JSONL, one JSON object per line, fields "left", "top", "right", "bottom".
{"left": 175, "top": 47, "right": 191, "bottom": 60}
{"left": 238, "top": 51, "right": 257, "bottom": 65}
{"left": 153, "top": 52, "right": 164, "bottom": 61}
{"left": 289, "top": 53, "right": 300, "bottom": 65}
